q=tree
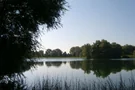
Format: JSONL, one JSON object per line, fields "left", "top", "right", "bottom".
{"left": 45, "top": 48, "right": 63, "bottom": 57}
{"left": 133, "top": 50, "right": 135, "bottom": 57}
{"left": 0, "top": 0, "right": 67, "bottom": 62}
{"left": 51, "top": 49, "right": 62, "bottom": 57}
{"left": 0, "top": 0, "right": 68, "bottom": 76}
{"left": 55, "top": 49, "right": 62, "bottom": 57}
{"left": 45, "top": 49, "right": 52, "bottom": 57}
{"left": 111, "top": 42, "right": 122, "bottom": 58}
{"left": 70, "top": 46, "right": 82, "bottom": 57}
{"left": 38, "top": 50, "right": 44, "bottom": 57}
{"left": 91, "top": 40, "right": 112, "bottom": 59}
{"left": 91, "top": 40, "right": 101, "bottom": 58}
{"left": 81, "top": 44, "right": 91, "bottom": 59}
{"left": 122, "top": 44, "right": 135, "bottom": 56}
{"left": 99, "top": 40, "right": 112, "bottom": 58}
{"left": 62, "top": 52, "right": 67, "bottom": 57}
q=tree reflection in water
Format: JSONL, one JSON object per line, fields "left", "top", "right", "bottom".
{"left": 1, "top": 59, "right": 135, "bottom": 90}
{"left": 69, "top": 60, "right": 135, "bottom": 78}
{"left": 45, "top": 62, "right": 63, "bottom": 67}
{"left": 0, "top": 61, "right": 43, "bottom": 90}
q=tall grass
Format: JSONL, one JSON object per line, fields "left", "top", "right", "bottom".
{"left": 1, "top": 74, "right": 135, "bottom": 90}
{"left": 28, "top": 74, "right": 135, "bottom": 90}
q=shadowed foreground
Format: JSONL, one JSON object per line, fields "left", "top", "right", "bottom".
{"left": 29, "top": 75, "right": 135, "bottom": 90}
{"left": 1, "top": 74, "right": 135, "bottom": 90}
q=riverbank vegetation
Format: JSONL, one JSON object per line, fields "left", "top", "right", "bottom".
{"left": 1, "top": 74, "right": 135, "bottom": 90}
{"left": 32, "top": 39, "right": 135, "bottom": 59}
{"left": 29, "top": 75, "right": 135, "bottom": 90}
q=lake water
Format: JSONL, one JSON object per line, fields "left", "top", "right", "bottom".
{"left": 23, "top": 58, "right": 135, "bottom": 88}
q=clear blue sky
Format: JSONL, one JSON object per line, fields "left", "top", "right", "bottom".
{"left": 40, "top": 0, "right": 135, "bottom": 53}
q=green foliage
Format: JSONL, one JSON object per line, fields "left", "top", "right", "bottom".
{"left": 132, "top": 50, "right": 135, "bottom": 58}
{"left": 81, "top": 44, "right": 91, "bottom": 59}
{"left": 44, "top": 48, "right": 71, "bottom": 57}
{"left": 0, "top": 0, "right": 67, "bottom": 64}
{"left": 31, "top": 50, "right": 44, "bottom": 57}
{"left": 111, "top": 42, "right": 122, "bottom": 58}
{"left": 45, "top": 49, "right": 52, "bottom": 57}
{"left": 70, "top": 46, "right": 82, "bottom": 57}
{"left": 91, "top": 40, "right": 101, "bottom": 58}
{"left": 39, "top": 39, "right": 135, "bottom": 59}
{"left": 51, "top": 49, "right": 62, "bottom": 57}
{"left": 122, "top": 44, "right": 135, "bottom": 56}
{"left": 69, "top": 39, "right": 135, "bottom": 59}
{"left": 91, "top": 40, "right": 112, "bottom": 58}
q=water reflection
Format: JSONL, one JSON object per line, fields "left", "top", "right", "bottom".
{"left": 1, "top": 59, "right": 135, "bottom": 90}
{"left": 69, "top": 60, "right": 135, "bottom": 78}
{"left": 45, "top": 62, "right": 63, "bottom": 67}
{"left": 35, "top": 62, "right": 44, "bottom": 66}
{"left": 0, "top": 61, "right": 44, "bottom": 77}
{"left": 0, "top": 61, "right": 43, "bottom": 90}
{"left": 35, "top": 60, "right": 135, "bottom": 78}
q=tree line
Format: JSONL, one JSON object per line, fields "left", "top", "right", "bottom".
{"left": 31, "top": 39, "right": 135, "bottom": 59}
{"left": 31, "top": 49, "right": 72, "bottom": 57}
{"left": 70, "top": 39, "right": 135, "bottom": 59}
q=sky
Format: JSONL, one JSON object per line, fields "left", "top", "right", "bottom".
{"left": 39, "top": 0, "right": 135, "bottom": 53}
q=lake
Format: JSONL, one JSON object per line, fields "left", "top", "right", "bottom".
{"left": 21, "top": 58, "right": 135, "bottom": 89}
{"left": 1, "top": 58, "right": 135, "bottom": 90}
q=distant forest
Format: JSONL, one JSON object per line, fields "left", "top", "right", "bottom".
{"left": 31, "top": 39, "right": 135, "bottom": 59}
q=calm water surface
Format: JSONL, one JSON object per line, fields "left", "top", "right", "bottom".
{"left": 23, "top": 58, "right": 135, "bottom": 86}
